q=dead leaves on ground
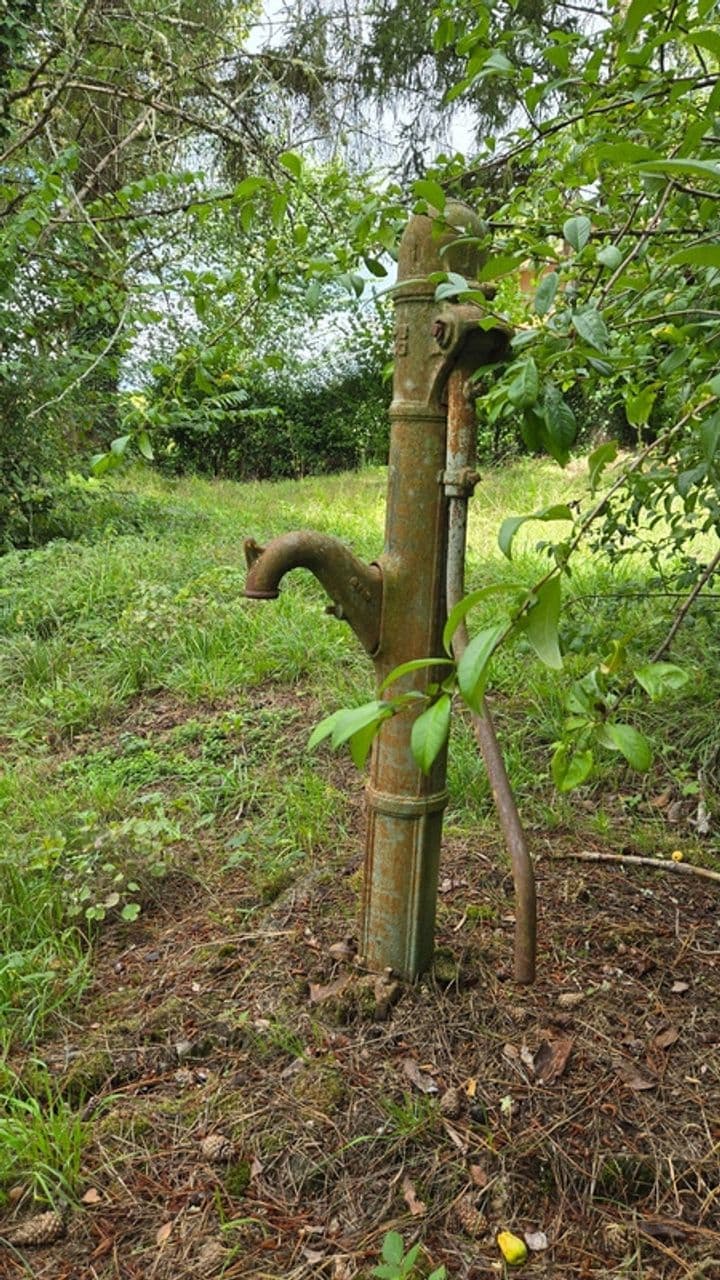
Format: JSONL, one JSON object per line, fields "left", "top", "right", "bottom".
{"left": 533, "top": 1036, "right": 574, "bottom": 1084}
{"left": 402, "top": 1057, "right": 439, "bottom": 1094}
{"left": 401, "top": 1176, "right": 427, "bottom": 1217}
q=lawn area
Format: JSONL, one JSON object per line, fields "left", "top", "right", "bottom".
{"left": 0, "top": 460, "right": 719, "bottom": 1277}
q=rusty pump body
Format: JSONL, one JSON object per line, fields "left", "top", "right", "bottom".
{"left": 244, "top": 203, "right": 511, "bottom": 980}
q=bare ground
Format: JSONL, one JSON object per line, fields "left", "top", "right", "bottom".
{"left": 2, "top": 697, "right": 719, "bottom": 1280}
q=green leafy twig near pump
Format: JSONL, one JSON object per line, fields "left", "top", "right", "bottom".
{"left": 309, "top": 413, "right": 716, "bottom": 790}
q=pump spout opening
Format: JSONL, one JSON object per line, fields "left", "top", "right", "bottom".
{"left": 243, "top": 531, "right": 383, "bottom": 656}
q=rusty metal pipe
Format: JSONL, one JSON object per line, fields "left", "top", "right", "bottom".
{"left": 244, "top": 201, "right": 515, "bottom": 980}
{"left": 445, "top": 369, "right": 537, "bottom": 985}
{"left": 357, "top": 204, "right": 498, "bottom": 977}
{"left": 244, "top": 531, "right": 382, "bottom": 655}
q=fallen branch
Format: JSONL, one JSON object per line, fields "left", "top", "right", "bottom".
{"left": 552, "top": 850, "right": 720, "bottom": 884}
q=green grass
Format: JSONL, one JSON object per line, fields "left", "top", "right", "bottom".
{"left": 1, "top": 456, "right": 719, "bottom": 1060}
{"left": 0, "top": 1060, "right": 86, "bottom": 1206}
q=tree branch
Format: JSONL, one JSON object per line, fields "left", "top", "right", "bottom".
{"left": 553, "top": 850, "right": 720, "bottom": 882}
{"left": 651, "top": 548, "right": 720, "bottom": 662}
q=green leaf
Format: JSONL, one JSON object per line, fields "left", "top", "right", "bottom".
{"left": 551, "top": 744, "right": 594, "bottom": 792}
{"left": 624, "top": 0, "right": 661, "bottom": 38}
{"left": 507, "top": 357, "right": 539, "bottom": 408}
{"left": 110, "top": 434, "right": 131, "bottom": 456}
{"left": 498, "top": 504, "right": 574, "bottom": 560}
{"left": 688, "top": 29, "right": 720, "bottom": 59}
{"left": 379, "top": 657, "right": 453, "bottom": 693}
{"left": 566, "top": 669, "right": 604, "bottom": 717}
{"left": 596, "top": 244, "right": 623, "bottom": 269}
{"left": 543, "top": 385, "right": 577, "bottom": 463}
{"left": 520, "top": 576, "right": 562, "bottom": 670}
{"left": 121, "top": 902, "right": 141, "bottom": 922}
{"left": 270, "top": 191, "right": 288, "bottom": 229}
{"left": 477, "top": 253, "right": 524, "bottom": 282}
{"left": 511, "top": 329, "right": 538, "bottom": 350}
{"left": 634, "top": 662, "right": 690, "bottom": 700}
{"left": 572, "top": 307, "right": 610, "bottom": 353}
{"left": 443, "top": 584, "right": 516, "bottom": 654}
{"left": 433, "top": 15, "right": 455, "bottom": 51}
{"left": 563, "top": 215, "right": 591, "bottom": 253}
{"left": 137, "top": 431, "right": 154, "bottom": 461}
{"left": 594, "top": 141, "right": 658, "bottom": 164}
{"left": 411, "top": 695, "right": 452, "bottom": 774}
{"left": 520, "top": 407, "right": 544, "bottom": 451}
{"left": 330, "top": 701, "right": 390, "bottom": 749}
{"left": 636, "top": 158, "right": 720, "bottom": 179}
{"left": 534, "top": 271, "right": 559, "bottom": 316}
{"left": 600, "top": 722, "right": 653, "bottom": 770}
{"left": 668, "top": 245, "right": 720, "bottom": 270}
{"left": 311, "top": 702, "right": 392, "bottom": 770}
{"left": 625, "top": 385, "right": 656, "bottom": 427}
{"left": 363, "top": 257, "right": 388, "bottom": 278}
{"left": 91, "top": 452, "right": 114, "bottom": 476}
{"left": 434, "top": 271, "right": 468, "bottom": 300}
{"left": 482, "top": 50, "right": 513, "bottom": 74}
{"left": 348, "top": 719, "right": 384, "bottom": 769}
{"left": 233, "top": 176, "right": 266, "bottom": 202}
{"left": 279, "top": 150, "right": 302, "bottom": 179}
{"left": 457, "top": 622, "right": 506, "bottom": 711}
{"left": 588, "top": 440, "right": 618, "bottom": 490}
{"left": 413, "top": 178, "right": 446, "bottom": 212}
{"left": 194, "top": 364, "right": 214, "bottom": 394}
{"left": 677, "top": 463, "right": 706, "bottom": 496}
{"left": 381, "top": 1233, "right": 405, "bottom": 1267}
{"left": 700, "top": 410, "right": 720, "bottom": 462}
{"left": 308, "top": 711, "right": 343, "bottom": 752}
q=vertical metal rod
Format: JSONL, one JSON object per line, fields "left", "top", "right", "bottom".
{"left": 444, "top": 369, "right": 537, "bottom": 984}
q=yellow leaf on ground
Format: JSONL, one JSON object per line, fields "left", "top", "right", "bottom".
{"left": 497, "top": 1231, "right": 528, "bottom": 1266}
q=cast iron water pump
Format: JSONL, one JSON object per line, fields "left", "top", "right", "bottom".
{"left": 245, "top": 203, "right": 535, "bottom": 981}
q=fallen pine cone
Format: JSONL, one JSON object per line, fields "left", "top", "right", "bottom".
{"left": 200, "top": 1133, "right": 235, "bottom": 1163}
{"left": 455, "top": 1193, "right": 486, "bottom": 1237}
{"left": 439, "top": 1086, "right": 463, "bottom": 1119}
{"left": 3, "top": 1208, "right": 67, "bottom": 1247}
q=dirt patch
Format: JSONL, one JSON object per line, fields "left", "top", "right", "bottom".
{"left": 49, "top": 680, "right": 316, "bottom": 759}
{"left": 3, "top": 824, "right": 719, "bottom": 1279}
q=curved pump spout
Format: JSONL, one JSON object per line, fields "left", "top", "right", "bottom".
{"left": 244, "top": 531, "right": 383, "bottom": 656}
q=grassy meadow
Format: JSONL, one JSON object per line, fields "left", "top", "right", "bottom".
{"left": 0, "top": 456, "right": 719, "bottom": 1233}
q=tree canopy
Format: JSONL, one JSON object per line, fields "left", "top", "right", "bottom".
{"left": 3, "top": 0, "right": 720, "bottom": 650}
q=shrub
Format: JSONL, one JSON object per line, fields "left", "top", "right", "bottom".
{"left": 0, "top": 370, "right": 71, "bottom": 550}
{"left": 137, "top": 334, "right": 391, "bottom": 481}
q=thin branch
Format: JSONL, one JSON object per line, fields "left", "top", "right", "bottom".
{"left": 600, "top": 181, "right": 674, "bottom": 308}
{"left": 0, "top": 0, "right": 99, "bottom": 167}
{"left": 26, "top": 302, "right": 130, "bottom": 422}
{"left": 672, "top": 183, "right": 720, "bottom": 203}
{"left": 651, "top": 547, "right": 720, "bottom": 662}
{"left": 460, "top": 75, "right": 720, "bottom": 181}
{"left": 486, "top": 221, "right": 692, "bottom": 239}
{"left": 553, "top": 851, "right": 720, "bottom": 883}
